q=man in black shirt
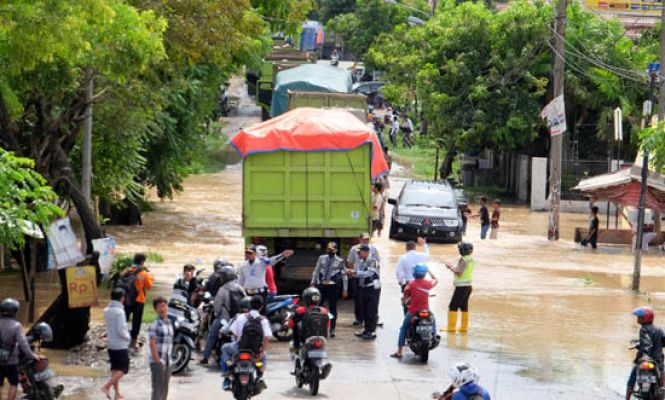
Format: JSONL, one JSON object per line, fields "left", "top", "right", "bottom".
{"left": 581, "top": 206, "right": 599, "bottom": 249}
{"left": 477, "top": 196, "right": 490, "bottom": 240}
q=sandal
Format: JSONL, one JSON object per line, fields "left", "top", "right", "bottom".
{"left": 390, "top": 353, "right": 403, "bottom": 359}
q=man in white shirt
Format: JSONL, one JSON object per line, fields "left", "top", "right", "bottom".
{"left": 221, "top": 296, "right": 272, "bottom": 390}
{"left": 395, "top": 237, "right": 429, "bottom": 290}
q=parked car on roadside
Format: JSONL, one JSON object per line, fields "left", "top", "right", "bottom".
{"left": 388, "top": 180, "right": 463, "bottom": 242}
{"left": 352, "top": 81, "right": 385, "bottom": 105}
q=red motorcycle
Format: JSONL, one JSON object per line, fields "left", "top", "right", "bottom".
{"left": 19, "top": 322, "right": 63, "bottom": 400}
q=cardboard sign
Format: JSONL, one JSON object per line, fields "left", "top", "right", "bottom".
{"left": 66, "top": 266, "right": 99, "bottom": 308}
{"left": 47, "top": 218, "right": 84, "bottom": 269}
{"left": 540, "top": 95, "right": 567, "bottom": 136}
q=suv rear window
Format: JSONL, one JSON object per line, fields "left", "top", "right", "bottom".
{"left": 401, "top": 189, "right": 456, "bottom": 209}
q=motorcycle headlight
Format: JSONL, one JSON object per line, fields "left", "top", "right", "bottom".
{"left": 444, "top": 219, "right": 459, "bottom": 227}
{"left": 395, "top": 215, "right": 410, "bottom": 224}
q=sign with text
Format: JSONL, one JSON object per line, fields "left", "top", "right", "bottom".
{"left": 582, "top": 0, "right": 664, "bottom": 16}
{"left": 540, "top": 95, "right": 567, "bottom": 136}
{"left": 66, "top": 266, "right": 99, "bottom": 308}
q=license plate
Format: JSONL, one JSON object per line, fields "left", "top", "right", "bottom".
{"left": 235, "top": 367, "right": 254, "bottom": 374}
{"left": 307, "top": 351, "right": 327, "bottom": 359}
{"left": 638, "top": 374, "right": 657, "bottom": 383}
{"left": 416, "top": 325, "right": 433, "bottom": 333}
{"left": 33, "top": 369, "right": 54, "bottom": 382}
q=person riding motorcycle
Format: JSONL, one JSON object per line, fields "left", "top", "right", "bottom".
{"left": 0, "top": 298, "right": 40, "bottom": 400}
{"left": 390, "top": 264, "right": 438, "bottom": 359}
{"left": 626, "top": 307, "right": 665, "bottom": 400}
{"left": 206, "top": 258, "right": 234, "bottom": 297}
{"left": 201, "top": 265, "right": 245, "bottom": 365}
{"left": 221, "top": 296, "right": 272, "bottom": 391}
{"left": 436, "top": 362, "right": 491, "bottom": 400}
{"left": 290, "top": 287, "right": 330, "bottom": 350}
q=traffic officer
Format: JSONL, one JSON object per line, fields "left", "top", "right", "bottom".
{"left": 347, "top": 232, "right": 380, "bottom": 326}
{"left": 311, "top": 242, "right": 348, "bottom": 337}
{"left": 238, "top": 245, "right": 294, "bottom": 307}
{"left": 348, "top": 244, "right": 380, "bottom": 340}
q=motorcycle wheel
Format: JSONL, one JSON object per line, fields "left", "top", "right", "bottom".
{"left": 34, "top": 381, "right": 55, "bottom": 400}
{"left": 309, "top": 364, "right": 320, "bottom": 396}
{"left": 235, "top": 383, "right": 250, "bottom": 400}
{"left": 419, "top": 342, "right": 429, "bottom": 364}
{"left": 295, "top": 359, "right": 304, "bottom": 388}
{"left": 170, "top": 343, "right": 191, "bottom": 374}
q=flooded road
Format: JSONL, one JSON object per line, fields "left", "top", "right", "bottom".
{"left": 40, "top": 77, "right": 665, "bottom": 399}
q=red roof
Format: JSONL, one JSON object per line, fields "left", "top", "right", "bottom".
{"left": 230, "top": 107, "right": 389, "bottom": 179}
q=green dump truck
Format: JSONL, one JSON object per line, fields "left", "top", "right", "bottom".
{"left": 232, "top": 108, "right": 388, "bottom": 285}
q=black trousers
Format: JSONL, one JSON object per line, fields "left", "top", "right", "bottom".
{"left": 125, "top": 302, "right": 144, "bottom": 339}
{"left": 360, "top": 287, "right": 380, "bottom": 333}
{"left": 351, "top": 278, "right": 363, "bottom": 323}
{"left": 317, "top": 284, "right": 339, "bottom": 330}
{"left": 448, "top": 286, "right": 473, "bottom": 312}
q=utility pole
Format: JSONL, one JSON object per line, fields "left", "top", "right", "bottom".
{"left": 548, "top": 0, "right": 567, "bottom": 240}
{"left": 81, "top": 70, "right": 93, "bottom": 254}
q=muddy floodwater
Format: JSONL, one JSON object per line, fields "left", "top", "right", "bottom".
{"left": 8, "top": 76, "right": 665, "bottom": 399}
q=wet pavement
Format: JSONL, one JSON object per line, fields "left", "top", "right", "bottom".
{"left": 19, "top": 77, "right": 665, "bottom": 399}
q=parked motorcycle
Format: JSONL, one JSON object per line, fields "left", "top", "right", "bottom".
{"left": 630, "top": 341, "right": 664, "bottom": 399}
{"left": 330, "top": 55, "right": 339, "bottom": 67}
{"left": 19, "top": 322, "right": 64, "bottom": 400}
{"left": 230, "top": 350, "right": 266, "bottom": 400}
{"left": 168, "top": 289, "right": 200, "bottom": 374}
{"left": 405, "top": 309, "right": 440, "bottom": 363}
{"left": 265, "top": 295, "right": 299, "bottom": 342}
{"left": 293, "top": 336, "right": 332, "bottom": 395}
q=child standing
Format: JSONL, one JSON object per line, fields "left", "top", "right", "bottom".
{"left": 580, "top": 206, "right": 599, "bottom": 249}
{"left": 489, "top": 199, "right": 501, "bottom": 239}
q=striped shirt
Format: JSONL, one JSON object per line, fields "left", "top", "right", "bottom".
{"left": 147, "top": 317, "right": 173, "bottom": 365}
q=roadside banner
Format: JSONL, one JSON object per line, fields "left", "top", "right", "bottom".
{"left": 581, "top": 0, "right": 664, "bottom": 16}
{"left": 65, "top": 265, "right": 99, "bottom": 308}
{"left": 92, "top": 237, "right": 116, "bottom": 275}
{"left": 47, "top": 218, "right": 84, "bottom": 269}
{"left": 540, "top": 95, "right": 567, "bottom": 136}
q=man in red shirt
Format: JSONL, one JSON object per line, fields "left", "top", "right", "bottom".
{"left": 390, "top": 264, "right": 438, "bottom": 358}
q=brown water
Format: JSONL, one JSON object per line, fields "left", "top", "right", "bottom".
{"left": 12, "top": 76, "right": 665, "bottom": 399}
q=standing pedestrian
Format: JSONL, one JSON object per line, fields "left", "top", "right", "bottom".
{"left": 147, "top": 297, "right": 174, "bottom": 400}
{"left": 472, "top": 197, "right": 490, "bottom": 240}
{"left": 371, "top": 182, "right": 384, "bottom": 237}
{"left": 389, "top": 113, "right": 399, "bottom": 148}
{"left": 0, "top": 298, "right": 39, "bottom": 400}
{"left": 238, "top": 246, "right": 293, "bottom": 306}
{"left": 489, "top": 199, "right": 501, "bottom": 240}
{"left": 102, "top": 288, "right": 131, "bottom": 400}
{"left": 119, "top": 253, "right": 153, "bottom": 350}
{"left": 444, "top": 242, "right": 475, "bottom": 333}
{"left": 395, "top": 237, "right": 429, "bottom": 292}
{"left": 349, "top": 244, "right": 381, "bottom": 340}
{"left": 311, "top": 242, "right": 348, "bottom": 337}
{"left": 461, "top": 204, "right": 472, "bottom": 236}
{"left": 347, "top": 233, "right": 380, "bottom": 326}
{"left": 580, "top": 206, "right": 599, "bottom": 249}
{"left": 399, "top": 114, "right": 414, "bottom": 147}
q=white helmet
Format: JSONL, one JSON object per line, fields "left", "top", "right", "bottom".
{"left": 448, "top": 362, "right": 478, "bottom": 388}
{"left": 256, "top": 245, "right": 268, "bottom": 258}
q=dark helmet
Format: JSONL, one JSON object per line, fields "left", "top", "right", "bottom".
{"left": 0, "top": 298, "right": 19, "bottom": 318}
{"left": 302, "top": 287, "right": 322, "bottom": 307}
{"left": 213, "top": 257, "right": 233, "bottom": 273}
{"left": 633, "top": 307, "right": 655, "bottom": 325}
{"left": 32, "top": 322, "right": 53, "bottom": 343}
{"left": 457, "top": 242, "right": 473, "bottom": 256}
{"left": 219, "top": 265, "right": 237, "bottom": 285}
{"left": 240, "top": 296, "right": 252, "bottom": 312}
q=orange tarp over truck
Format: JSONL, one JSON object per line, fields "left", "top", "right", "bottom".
{"left": 230, "top": 107, "right": 389, "bottom": 179}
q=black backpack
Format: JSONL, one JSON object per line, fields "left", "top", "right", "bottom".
{"left": 227, "top": 289, "right": 244, "bottom": 319}
{"left": 238, "top": 314, "right": 264, "bottom": 354}
{"left": 302, "top": 307, "right": 329, "bottom": 339}
{"left": 115, "top": 268, "right": 140, "bottom": 307}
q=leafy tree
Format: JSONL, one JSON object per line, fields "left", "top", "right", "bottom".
{"left": 0, "top": 149, "right": 63, "bottom": 250}
{"left": 0, "top": 0, "right": 166, "bottom": 247}
{"left": 318, "top": 0, "right": 357, "bottom": 23}
{"left": 251, "top": 0, "right": 316, "bottom": 36}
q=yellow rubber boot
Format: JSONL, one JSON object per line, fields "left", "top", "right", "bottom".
{"left": 444, "top": 311, "right": 458, "bottom": 332}
{"left": 459, "top": 311, "right": 469, "bottom": 333}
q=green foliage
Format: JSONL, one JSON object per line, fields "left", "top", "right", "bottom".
{"left": 0, "top": 149, "right": 63, "bottom": 249}
{"left": 318, "top": 0, "right": 356, "bottom": 23}
{"left": 251, "top": 0, "right": 315, "bottom": 36}
{"left": 640, "top": 123, "right": 665, "bottom": 173}
{"left": 327, "top": 0, "right": 429, "bottom": 57}
{"left": 145, "top": 251, "right": 164, "bottom": 264}
{"left": 369, "top": 0, "right": 651, "bottom": 157}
